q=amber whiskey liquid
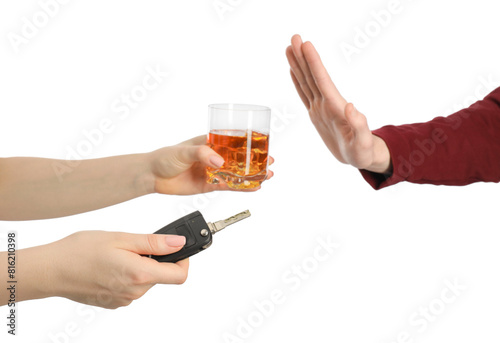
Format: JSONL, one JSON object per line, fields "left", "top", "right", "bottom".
{"left": 206, "top": 130, "right": 269, "bottom": 189}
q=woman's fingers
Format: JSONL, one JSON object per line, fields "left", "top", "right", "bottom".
{"left": 118, "top": 233, "right": 186, "bottom": 256}
{"left": 147, "top": 258, "right": 189, "bottom": 285}
{"left": 177, "top": 135, "right": 206, "bottom": 146}
{"left": 179, "top": 145, "right": 224, "bottom": 169}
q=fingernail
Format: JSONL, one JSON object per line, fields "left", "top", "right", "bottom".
{"left": 165, "top": 235, "right": 186, "bottom": 247}
{"left": 209, "top": 155, "right": 225, "bottom": 168}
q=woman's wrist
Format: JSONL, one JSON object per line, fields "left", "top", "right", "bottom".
{"left": 16, "top": 245, "right": 59, "bottom": 302}
{"left": 136, "top": 152, "right": 157, "bottom": 195}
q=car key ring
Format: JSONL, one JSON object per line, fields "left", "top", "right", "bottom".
{"left": 149, "top": 210, "right": 251, "bottom": 263}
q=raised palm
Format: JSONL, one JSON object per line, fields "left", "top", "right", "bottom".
{"left": 285, "top": 35, "right": 390, "bottom": 173}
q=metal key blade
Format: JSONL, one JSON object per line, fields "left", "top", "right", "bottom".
{"left": 207, "top": 210, "right": 251, "bottom": 234}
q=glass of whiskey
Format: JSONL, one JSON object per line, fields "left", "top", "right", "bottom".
{"left": 206, "top": 104, "right": 271, "bottom": 190}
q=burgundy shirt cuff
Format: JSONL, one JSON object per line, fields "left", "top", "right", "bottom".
{"left": 359, "top": 126, "right": 413, "bottom": 190}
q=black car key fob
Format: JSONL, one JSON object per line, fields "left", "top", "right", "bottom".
{"left": 149, "top": 210, "right": 250, "bottom": 263}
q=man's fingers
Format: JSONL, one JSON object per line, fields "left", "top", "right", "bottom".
{"left": 291, "top": 34, "right": 321, "bottom": 100}
{"left": 118, "top": 233, "right": 186, "bottom": 256}
{"left": 289, "top": 69, "right": 311, "bottom": 109}
{"left": 302, "top": 41, "right": 347, "bottom": 106}
{"left": 286, "top": 46, "right": 313, "bottom": 106}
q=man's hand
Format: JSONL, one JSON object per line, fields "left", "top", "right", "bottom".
{"left": 286, "top": 34, "right": 391, "bottom": 174}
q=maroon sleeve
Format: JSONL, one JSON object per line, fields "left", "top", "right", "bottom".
{"left": 360, "top": 87, "right": 500, "bottom": 190}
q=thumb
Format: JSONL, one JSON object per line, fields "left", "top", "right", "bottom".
{"left": 118, "top": 233, "right": 186, "bottom": 256}
{"left": 176, "top": 145, "right": 225, "bottom": 169}
{"left": 344, "top": 103, "right": 372, "bottom": 143}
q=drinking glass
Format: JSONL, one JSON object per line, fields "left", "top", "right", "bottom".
{"left": 206, "top": 104, "right": 271, "bottom": 189}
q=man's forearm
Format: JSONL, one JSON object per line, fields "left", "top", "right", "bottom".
{"left": 360, "top": 87, "right": 500, "bottom": 189}
{"left": 0, "top": 154, "right": 154, "bottom": 220}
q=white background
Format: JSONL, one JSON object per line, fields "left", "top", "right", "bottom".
{"left": 1, "top": 0, "right": 500, "bottom": 342}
